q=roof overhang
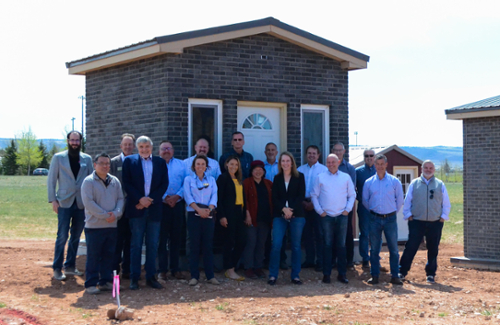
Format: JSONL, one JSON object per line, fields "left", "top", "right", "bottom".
{"left": 67, "top": 17, "right": 369, "bottom": 75}
{"left": 446, "top": 107, "right": 500, "bottom": 120}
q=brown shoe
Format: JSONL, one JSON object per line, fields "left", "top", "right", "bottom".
{"left": 244, "top": 269, "right": 258, "bottom": 279}
{"left": 379, "top": 266, "right": 389, "bottom": 273}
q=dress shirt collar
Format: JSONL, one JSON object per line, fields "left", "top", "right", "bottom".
{"left": 420, "top": 175, "right": 434, "bottom": 184}
{"left": 327, "top": 169, "right": 340, "bottom": 176}
{"left": 376, "top": 172, "right": 388, "bottom": 180}
{"left": 265, "top": 159, "right": 278, "bottom": 166}
{"left": 120, "top": 152, "right": 126, "bottom": 162}
{"left": 140, "top": 154, "right": 152, "bottom": 161}
{"left": 306, "top": 161, "right": 321, "bottom": 169}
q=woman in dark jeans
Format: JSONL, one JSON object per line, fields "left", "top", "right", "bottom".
{"left": 183, "top": 155, "right": 219, "bottom": 286}
{"left": 268, "top": 151, "right": 306, "bottom": 285}
{"left": 242, "top": 160, "right": 273, "bottom": 279}
{"left": 217, "top": 155, "right": 247, "bottom": 281}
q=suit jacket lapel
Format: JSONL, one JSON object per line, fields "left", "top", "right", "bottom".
{"left": 61, "top": 151, "right": 75, "bottom": 181}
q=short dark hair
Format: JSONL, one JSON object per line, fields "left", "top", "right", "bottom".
{"left": 94, "top": 152, "right": 111, "bottom": 163}
{"left": 191, "top": 155, "right": 209, "bottom": 172}
{"left": 232, "top": 131, "right": 244, "bottom": 139}
{"left": 375, "top": 154, "right": 387, "bottom": 163}
{"left": 160, "top": 140, "right": 173, "bottom": 146}
{"left": 67, "top": 131, "right": 82, "bottom": 140}
{"left": 306, "top": 145, "right": 320, "bottom": 154}
{"left": 121, "top": 133, "right": 136, "bottom": 141}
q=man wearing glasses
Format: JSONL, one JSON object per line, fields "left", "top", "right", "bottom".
{"left": 219, "top": 132, "right": 254, "bottom": 179}
{"left": 355, "top": 149, "right": 376, "bottom": 269}
{"left": 158, "top": 141, "right": 186, "bottom": 280}
{"left": 399, "top": 160, "right": 450, "bottom": 284}
{"left": 47, "top": 131, "right": 93, "bottom": 281}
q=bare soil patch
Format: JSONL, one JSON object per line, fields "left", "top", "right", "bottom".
{"left": 0, "top": 240, "right": 499, "bottom": 324}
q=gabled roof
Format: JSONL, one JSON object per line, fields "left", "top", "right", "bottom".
{"left": 349, "top": 145, "right": 423, "bottom": 168}
{"left": 66, "top": 17, "right": 369, "bottom": 75}
{"left": 445, "top": 94, "right": 500, "bottom": 120}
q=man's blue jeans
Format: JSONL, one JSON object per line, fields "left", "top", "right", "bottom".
{"left": 158, "top": 201, "right": 184, "bottom": 274}
{"left": 303, "top": 209, "right": 324, "bottom": 267}
{"left": 84, "top": 227, "right": 117, "bottom": 288}
{"left": 321, "top": 215, "right": 348, "bottom": 276}
{"left": 269, "top": 217, "right": 305, "bottom": 280}
{"left": 369, "top": 213, "right": 399, "bottom": 278}
{"left": 357, "top": 204, "right": 371, "bottom": 263}
{"left": 399, "top": 219, "right": 444, "bottom": 277}
{"left": 187, "top": 212, "right": 215, "bottom": 280}
{"left": 53, "top": 201, "right": 85, "bottom": 271}
{"left": 129, "top": 211, "right": 161, "bottom": 281}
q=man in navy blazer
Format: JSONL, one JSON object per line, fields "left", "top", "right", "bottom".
{"left": 122, "top": 135, "right": 169, "bottom": 290}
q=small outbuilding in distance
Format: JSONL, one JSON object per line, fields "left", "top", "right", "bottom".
{"left": 65, "top": 17, "right": 370, "bottom": 164}
{"left": 445, "top": 94, "right": 500, "bottom": 271}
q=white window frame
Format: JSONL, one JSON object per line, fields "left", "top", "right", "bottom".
{"left": 300, "top": 104, "right": 330, "bottom": 165}
{"left": 188, "top": 99, "right": 223, "bottom": 158}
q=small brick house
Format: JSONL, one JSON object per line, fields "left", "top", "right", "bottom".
{"left": 66, "top": 17, "right": 369, "bottom": 164}
{"left": 446, "top": 95, "right": 500, "bottom": 270}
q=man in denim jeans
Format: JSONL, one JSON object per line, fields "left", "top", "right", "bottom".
{"left": 47, "top": 131, "right": 93, "bottom": 281}
{"left": 362, "top": 154, "right": 404, "bottom": 285}
{"left": 311, "top": 154, "right": 356, "bottom": 284}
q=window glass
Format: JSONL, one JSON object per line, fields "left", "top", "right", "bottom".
{"left": 302, "top": 111, "right": 325, "bottom": 164}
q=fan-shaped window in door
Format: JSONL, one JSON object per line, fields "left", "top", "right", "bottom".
{"left": 242, "top": 113, "right": 272, "bottom": 130}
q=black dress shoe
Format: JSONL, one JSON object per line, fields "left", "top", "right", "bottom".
{"left": 337, "top": 275, "right": 349, "bottom": 284}
{"left": 291, "top": 278, "right": 303, "bottom": 285}
{"left": 146, "top": 278, "right": 164, "bottom": 289}
{"left": 267, "top": 278, "right": 276, "bottom": 286}
{"left": 367, "top": 276, "right": 379, "bottom": 285}
{"left": 322, "top": 275, "right": 331, "bottom": 283}
{"left": 390, "top": 277, "right": 403, "bottom": 285}
{"left": 301, "top": 262, "right": 315, "bottom": 268}
{"left": 129, "top": 279, "right": 139, "bottom": 290}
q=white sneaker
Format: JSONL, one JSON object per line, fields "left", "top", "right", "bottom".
{"left": 64, "top": 267, "right": 83, "bottom": 276}
{"left": 207, "top": 278, "right": 220, "bottom": 285}
{"left": 426, "top": 275, "right": 435, "bottom": 283}
{"left": 188, "top": 278, "right": 198, "bottom": 286}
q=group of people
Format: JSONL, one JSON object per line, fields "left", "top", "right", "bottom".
{"left": 47, "top": 130, "right": 450, "bottom": 294}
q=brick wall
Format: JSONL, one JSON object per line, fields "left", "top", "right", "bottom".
{"left": 463, "top": 117, "right": 500, "bottom": 260}
{"left": 85, "top": 34, "right": 349, "bottom": 164}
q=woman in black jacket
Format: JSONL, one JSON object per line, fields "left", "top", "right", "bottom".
{"left": 217, "top": 155, "right": 247, "bottom": 281}
{"left": 268, "top": 151, "right": 306, "bottom": 285}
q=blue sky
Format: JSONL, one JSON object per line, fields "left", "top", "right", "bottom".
{"left": 1, "top": 0, "right": 499, "bottom": 146}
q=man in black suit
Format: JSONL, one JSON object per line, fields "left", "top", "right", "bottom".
{"left": 122, "top": 136, "right": 169, "bottom": 290}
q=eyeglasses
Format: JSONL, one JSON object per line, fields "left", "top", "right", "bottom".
{"left": 197, "top": 183, "right": 209, "bottom": 190}
{"left": 160, "top": 147, "right": 173, "bottom": 151}
{"left": 233, "top": 138, "right": 243, "bottom": 142}
{"left": 68, "top": 139, "right": 81, "bottom": 143}
{"left": 364, "top": 155, "right": 374, "bottom": 158}
{"left": 429, "top": 189, "right": 434, "bottom": 199}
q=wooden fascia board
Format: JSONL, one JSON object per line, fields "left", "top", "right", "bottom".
{"left": 446, "top": 109, "right": 500, "bottom": 120}
{"left": 268, "top": 26, "right": 367, "bottom": 70}
{"left": 68, "top": 44, "right": 162, "bottom": 75}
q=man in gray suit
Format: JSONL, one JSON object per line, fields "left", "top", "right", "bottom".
{"left": 47, "top": 131, "right": 93, "bottom": 281}
{"left": 110, "top": 133, "right": 135, "bottom": 279}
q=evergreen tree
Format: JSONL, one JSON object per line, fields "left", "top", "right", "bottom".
{"left": 38, "top": 140, "right": 50, "bottom": 169}
{"left": 48, "top": 143, "right": 60, "bottom": 167}
{"left": 2, "top": 139, "right": 19, "bottom": 175}
{"left": 16, "top": 127, "right": 42, "bottom": 175}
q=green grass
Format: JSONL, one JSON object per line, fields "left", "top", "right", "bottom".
{"left": 0, "top": 302, "right": 6, "bottom": 308}
{"left": 442, "top": 182, "right": 463, "bottom": 244}
{"left": 0, "top": 176, "right": 56, "bottom": 239}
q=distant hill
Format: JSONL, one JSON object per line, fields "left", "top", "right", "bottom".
{"left": 0, "top": 138, "right": 66, "bottom": 151}
{"left": 400, "top": 146, "right": 463, "bottom": 168}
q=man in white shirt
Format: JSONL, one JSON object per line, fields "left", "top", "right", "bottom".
{"left": 311, "top": 154, "right": 355, "bottom": 284}
{"left": 399, "top": 160, "right": 451, "bottom": 284}
{"left": 298, "top": 145, "right": 327, "bottom": 272}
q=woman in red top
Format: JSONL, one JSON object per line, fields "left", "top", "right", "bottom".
{"left": 242, "top": 160, "right": 273, "bottom": 279}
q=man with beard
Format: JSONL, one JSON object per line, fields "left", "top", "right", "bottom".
{"left": 110, "top": 133, "right": 135, "bottom": 279}
{"left": 399, "top": 160, "right": 451, "bottom": 283}
{"left": 48, "top": 131, "right": 93, "bottom": 281}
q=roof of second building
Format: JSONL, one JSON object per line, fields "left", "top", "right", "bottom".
{"left": 349, "top": 145, "right": 423, "bottom": 168}
{"left": 445, "top": 94, "right": 500, "bottom": 120}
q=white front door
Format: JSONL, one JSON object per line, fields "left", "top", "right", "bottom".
{"left": 237, "top": 106, "right": 281, "bottom": 162}
{"left": 394, "top": 167, "right": 418, "bottom": 242}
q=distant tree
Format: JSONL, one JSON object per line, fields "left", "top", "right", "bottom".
{"left": 2, "top": 139, "right": 19, "bottom": 175}
{"left": 48, "top": 143, "right": 60, "bottom": 166}
{"left": 16, "top": 128, "right": 42, "bottom": 176}
{"left": 38, "top": 140, "right": 50, "bottom": 169}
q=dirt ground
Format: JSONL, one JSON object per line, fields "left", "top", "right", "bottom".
{"left": 0, "top": 240, "right": 499, "bottom": 325}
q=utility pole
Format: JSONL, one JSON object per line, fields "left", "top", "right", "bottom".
{"left": 354, "top": 131, "right": 358, "bottom": 146}
{"left": 71, "top": 117, "right": 75, "bottom": 131}
{"left": 78, "top": 96, "right": 86, "bottom": 151}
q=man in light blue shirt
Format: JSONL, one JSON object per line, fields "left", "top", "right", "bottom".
{"left": 157, "top": 141, "right": 187, "bottom": 280}
{"left": 331, "top": 142, "right": 356, "bottom": 267}
{"left": 298, "top": 145, "right": 327, "bottom": 271}
{"left": 311, "top": 154, "right": 355, "bottom": 284}
{"left": 362, "top": 154, "right": 404, "bottom": 285}
{"left": 264, "top": 142, "right": 279, "bottom": 182}
{"left": 184, "top": 138, "right": 221, "bottom": 180}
